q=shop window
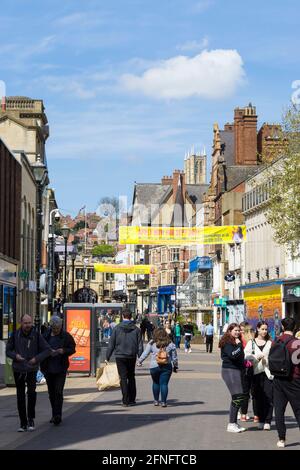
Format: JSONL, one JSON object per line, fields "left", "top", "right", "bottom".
{"left": 0, "top": 286, "right": 16, "bottom": 340}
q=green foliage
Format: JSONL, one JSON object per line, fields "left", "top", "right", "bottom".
{"left": 263, "top": 104, "right": 300, "bottom": 258}
{"left": 73, "top": 220, "right": 88, "bottom": 232}
{"left": 92, "top": 244, "right": 115, "bottom": 258}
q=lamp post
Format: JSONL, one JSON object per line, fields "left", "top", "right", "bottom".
{"left": 31, "top": 156, "right": 49, "bottom": 331}
{"left": 48, "top": 209, "right": 60, "bottom": 316}
{"left": 61, "top": 224, "right": 70, "bottom": 304}
{"left": 174, "top": 266, "right": 179, "bottom": 321}
{"left": 71, "top": 246, "right": 77, "bottom": 301}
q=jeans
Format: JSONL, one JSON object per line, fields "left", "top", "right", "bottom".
{"left": 206, "top": 335, "right": 213, "bottom": 353}
{"left": 273, "top": 377, "right": 300, "bottom": 440}
{"left": 116, "top": 357, "right": 137, "bottom": 404}
{"left": 184, "top": 334, "right": 192, "bottom": 349}
{"left": 175, "top": 336, "right": 181, "bottom": 348}
{"left": 45, "top": 372, "right": 67, "bottom": 418}
{"left": 150, "top": 364, "right": 172, "bottom": 403}
{"left": 13, "top": 371, "right": 37, "bottom": 426}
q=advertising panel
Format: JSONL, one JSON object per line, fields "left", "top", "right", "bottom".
{"left": 94, "top": 264, "right": 157, "bottom": 275}
{"left": 243, "top": 286, "right": 282, "bottom": 339}
{"left": 119, "top": 225, "right": 246, "bottom": 246}
{"left": 66, "top": 309, "right": 91, "bottom": 372}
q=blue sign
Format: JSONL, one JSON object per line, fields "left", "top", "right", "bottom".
{"left": 189, "top": 256, "right": 212, "bottom": 273}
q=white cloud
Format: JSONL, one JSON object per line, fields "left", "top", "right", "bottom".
{"left": 121, "top": 49, "right": 245, "bottom": 100}
{"left": 177, "top": 36, "right": 209, "bottom": 52}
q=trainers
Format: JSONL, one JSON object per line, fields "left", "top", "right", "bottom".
{"left": 188, "top": 348, "right": 192, "bottom": 353}
{"left": 27, "top": 419, "right": 35, "bottom": 431}
{"left": 264, "top": 423, "right": 271, "bottom": 430}
{"left": 184, "top": 349, "right": 188, "bottom": 352}
{"left": 257, "top": 423, "right": 264, "bottom": 430}
{"left": 227, "top": 423, "right": 246, "bottom": 433}
{"left": 253, "top": 416, "right": 260, "bottom": 423}
{"left": 237, "top": 412, "right": 241, "bottom": 420}
{"left": 17, "top": 424, "right": 27, "bottom": 432}
{"left": 153, "top": 401, "right": 159, "bottom": 406}
{"left": 161, "top": 403, "right": 167, "bottom": 407}
{"left": 277, "top": 440, "right": 285, "bottom": 448}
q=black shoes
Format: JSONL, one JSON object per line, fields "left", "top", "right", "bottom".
{"left": 53, "top": 415, "right": 62, "bottom": 425}
{"left": 17, "top": 424, "right": 27, "bottom": 432}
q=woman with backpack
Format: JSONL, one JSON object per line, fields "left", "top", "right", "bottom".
{"left": 219, "top": 323, "right": 248, "bottom": 433}
{"left": 137, "top": 328, "right": 178, "bottom": 407}
{"left": 244, "top": 321, "right": 274, "bottom": 431}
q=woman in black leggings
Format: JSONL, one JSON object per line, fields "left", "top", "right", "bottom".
{"left": 219, "top": 323, "right": 248, "bottom": 433}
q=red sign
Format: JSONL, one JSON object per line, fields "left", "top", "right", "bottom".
{"left": 66, "top": 309, "right": 91, "bottom": 372}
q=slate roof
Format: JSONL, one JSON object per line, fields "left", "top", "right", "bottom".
{"left": 225, "top": 166, "right": 258, "bottom": 191}
{"left": 220, "top": 129, "right": 234, "bottom": 165}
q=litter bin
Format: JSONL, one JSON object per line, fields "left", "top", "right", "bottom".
{"left": 5, "top": 357, "right": 15, "bottom": 387}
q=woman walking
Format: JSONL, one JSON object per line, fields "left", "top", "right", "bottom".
{"left": 219, "top": 323, "right": 248, "bottom": 433}
{"left": 137, "top": 328, "right": 178, "bottom": 407}
{"left": 244, "top": 321, "right": 274, "bottom": 430}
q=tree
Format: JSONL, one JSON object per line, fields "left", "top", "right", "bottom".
{"left": 73, "top": 220, "right": 88, "bottom": 232}
{"left": 92, "top": 244, "right": 115, "bottom": 258}
{"left": 263, "top": 103, "right": 300, "bottom": 258}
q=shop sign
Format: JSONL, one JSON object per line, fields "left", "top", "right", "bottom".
{"left": 283, "top": 284, "right": 300, "bottom": 302}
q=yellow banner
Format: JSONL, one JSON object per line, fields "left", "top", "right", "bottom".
{"left": 119, "top": 225, "right": 246, "bottom": 245}
{"left": 94, "top": 264, "right": 157, "bottom": 274}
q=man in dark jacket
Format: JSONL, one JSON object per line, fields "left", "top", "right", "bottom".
{"left": 6, "top": 314, "right": 51, "bottom": 432}
{"left": 40, "top": 315, "right": 76, "bottom": 425}
{"left": 106, "top": 309, "right": 143, "bottom": 406}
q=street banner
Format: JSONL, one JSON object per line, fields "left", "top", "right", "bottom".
{"left": 94, "top": 263, "right": 157, "bottom": 274}
{"left": 66, "top": 309, "right": 91, "bottom": 372}
{"left": 119, "top": 225, "right": 246, "bottom": 245}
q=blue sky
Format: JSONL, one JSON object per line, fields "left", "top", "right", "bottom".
{"left": 0, "top": 0, "right": 298, "bottom": 216}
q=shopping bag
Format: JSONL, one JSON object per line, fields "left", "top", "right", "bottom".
{"left": 96, "top": 367, "right": 104, "bottom": 383}
{"left": 96, "top": 363, "right": 120, "bottom": 391}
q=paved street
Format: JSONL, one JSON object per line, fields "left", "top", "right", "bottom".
{"left": 0, "top": 343, "right": 299, "bottom": 451}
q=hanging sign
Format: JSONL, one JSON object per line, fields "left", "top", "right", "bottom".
{"left": 94, "top": 264, "right": 157, "bottom": 275}
{"left": 119, "top": 225, "right": 246, "bottom": 246}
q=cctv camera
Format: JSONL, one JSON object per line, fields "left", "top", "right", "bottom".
{"left": 54, "top": 210, "right": 61, "bottom": 222}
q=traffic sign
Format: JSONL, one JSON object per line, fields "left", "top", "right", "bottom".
{"left": 224, "top": 273, "right": 235, "bottom": 282}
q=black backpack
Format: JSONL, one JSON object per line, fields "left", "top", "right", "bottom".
{"left": 269, "top": 336, "right": 294, "bottom": 377}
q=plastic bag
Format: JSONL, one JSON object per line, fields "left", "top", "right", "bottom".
{"left": 96, "top": 363, "right": 120, "bottom": 391}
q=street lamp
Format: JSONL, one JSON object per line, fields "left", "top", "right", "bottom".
{"left": 71, "top": 246, "right": 78, "bottom": 301}
{"left": 31, "top": 156, "right": 49, "bottom": 331}
{"left": 48, "top": 208, "right": 61, "bottom": 316}
{"left": 61, "top": 224, "right": 70, "bottom": 304}
{"left": 174, "top": 266, "right": 179, "bottom": 321}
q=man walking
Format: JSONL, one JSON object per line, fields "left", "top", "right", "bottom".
{"left": 40, "top": 316, "right": 76, "bottom": 425}
{"left": 205, "top": 321, "right": 215, "bottom": 353}
{"left": 272, "top": 317, "right": 300, "bottom": 448}
{"left": 6, "top": 314, "right": 51, "bottom": 432}
{"left": 183, "top": 318, "right": 194, "bottom": 353}
{"left": 106, "top": 309, "right": 143, "bottom": 407}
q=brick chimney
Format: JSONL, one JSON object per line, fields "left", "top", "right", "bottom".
{"left": 234, "top": 103, "right": 258, "bottom": 165}
{"left": 172, "top": 170, "right": 186, "bottom": 203}
{"left": 161, "top": 175, "right": 173, "bottom": 185}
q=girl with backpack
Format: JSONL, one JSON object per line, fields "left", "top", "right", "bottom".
{"left": 244, "top": 321, "right": 274, "bottom": 431}
{"left": 137, "top": 328, "right": 178, "bottom": 407}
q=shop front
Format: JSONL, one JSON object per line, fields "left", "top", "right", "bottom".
{"left": 241, "top": 281, "right": 283, "bottom": 339}
{"left": 0, "top": 259, "right": 18, "bottom": 379}
{"left": 283, "top": 279, "right": 300, "bottom": 330}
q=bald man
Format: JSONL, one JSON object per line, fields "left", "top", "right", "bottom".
{"left": 6, "top": 314, "right": 51, "bottom": 432}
